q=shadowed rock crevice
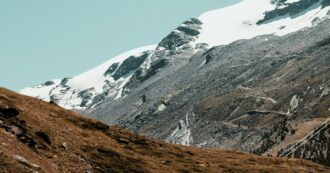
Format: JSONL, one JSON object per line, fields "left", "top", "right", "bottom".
{"left": 35, "top": 131, "right": 52, "bottom": 145}
{"left": 0, "top": 108, "right": 19, "bottom": 118}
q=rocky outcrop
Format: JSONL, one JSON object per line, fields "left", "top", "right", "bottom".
{"left": 13, "top": 155, "right": 41, "bottom": 170}
{"left": 158, "top": 18, "right": 203, "bottom": 52}
{"left": 103, "top": 63, "right": 119, "bottom": 76}
{"left": 111, "top": 52, "right": 150, "bottom": 80}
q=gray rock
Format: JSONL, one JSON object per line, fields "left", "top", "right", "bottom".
{"left": 258, "top": 0, "right": 330, "bottom": 24}
{"left": 61, "top": 142, "right": 68, "bottom": 150}
{"left": 13, "top": 155, "right": 41, "bottom": 170}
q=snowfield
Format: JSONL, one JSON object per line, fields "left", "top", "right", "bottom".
{"left": 197, "top": 0, "right": 330, "bottom": 47}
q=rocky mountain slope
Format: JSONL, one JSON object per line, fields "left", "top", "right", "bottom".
{"left": 21, "top": 0, "right": 330, "bottom": 167}
{"left": 21, "top": 0, "right": 330, "bottom": 111}
{"left": 90, "top": 17, "right": 330, "bottom": 165}
{"left": 2, "top": 88, "right": 330, "bottom": 172}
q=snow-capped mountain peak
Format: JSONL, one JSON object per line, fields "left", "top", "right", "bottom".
{"left": 21, "top": 45, "right": 157, "bottom": 110}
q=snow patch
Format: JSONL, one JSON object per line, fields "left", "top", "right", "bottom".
{"left": 286, "top": 0, "right": 302, "bottom": 4}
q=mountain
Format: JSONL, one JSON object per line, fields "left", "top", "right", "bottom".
{"left": 21, "top": 0, "right": 330, "bottom": 167}
{"left": 22, "top": 0, "right": 330, "bottom": 111}
{"left": 2, "top": 88, "right": 329, "bottom": 172}
{"left": 21, "top": 45, "right": 157, "bottom": 110}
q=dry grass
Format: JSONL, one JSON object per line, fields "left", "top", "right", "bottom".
{"left": 0, "top": 87, "right": 329, "bottom": 173}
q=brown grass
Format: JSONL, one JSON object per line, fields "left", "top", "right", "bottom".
{"left": 0, "top": 87, "right": 329, "bottom": 173}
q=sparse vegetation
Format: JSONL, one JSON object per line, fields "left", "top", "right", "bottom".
{"left": 0, "top": 88, "right": 328, "bottom": 172}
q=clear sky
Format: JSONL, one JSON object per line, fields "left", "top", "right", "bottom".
{"left": 0, "top": 0, "right": 240, "bottom": 91}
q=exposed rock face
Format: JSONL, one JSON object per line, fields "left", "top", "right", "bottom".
{"left": 43, "top": 81, "right": 56, "bottom": 86}
{"left": 118, "top": 18, "right": 207, "bottom": 94}
{"left": 103, "top": 63, "right": 119, "bottom": 76}
{"left": 158, "top": 18, "right": 203, "bottom": 51}
{"left": 111, "top": 52, "right": 150, "bottom": 81}
{"left": 123, "top": 59, "right": 170, "bottom": 92}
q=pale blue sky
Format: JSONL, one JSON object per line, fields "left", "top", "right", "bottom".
{"left": 0, "top": 0, "right": 240, "bottom": 91}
